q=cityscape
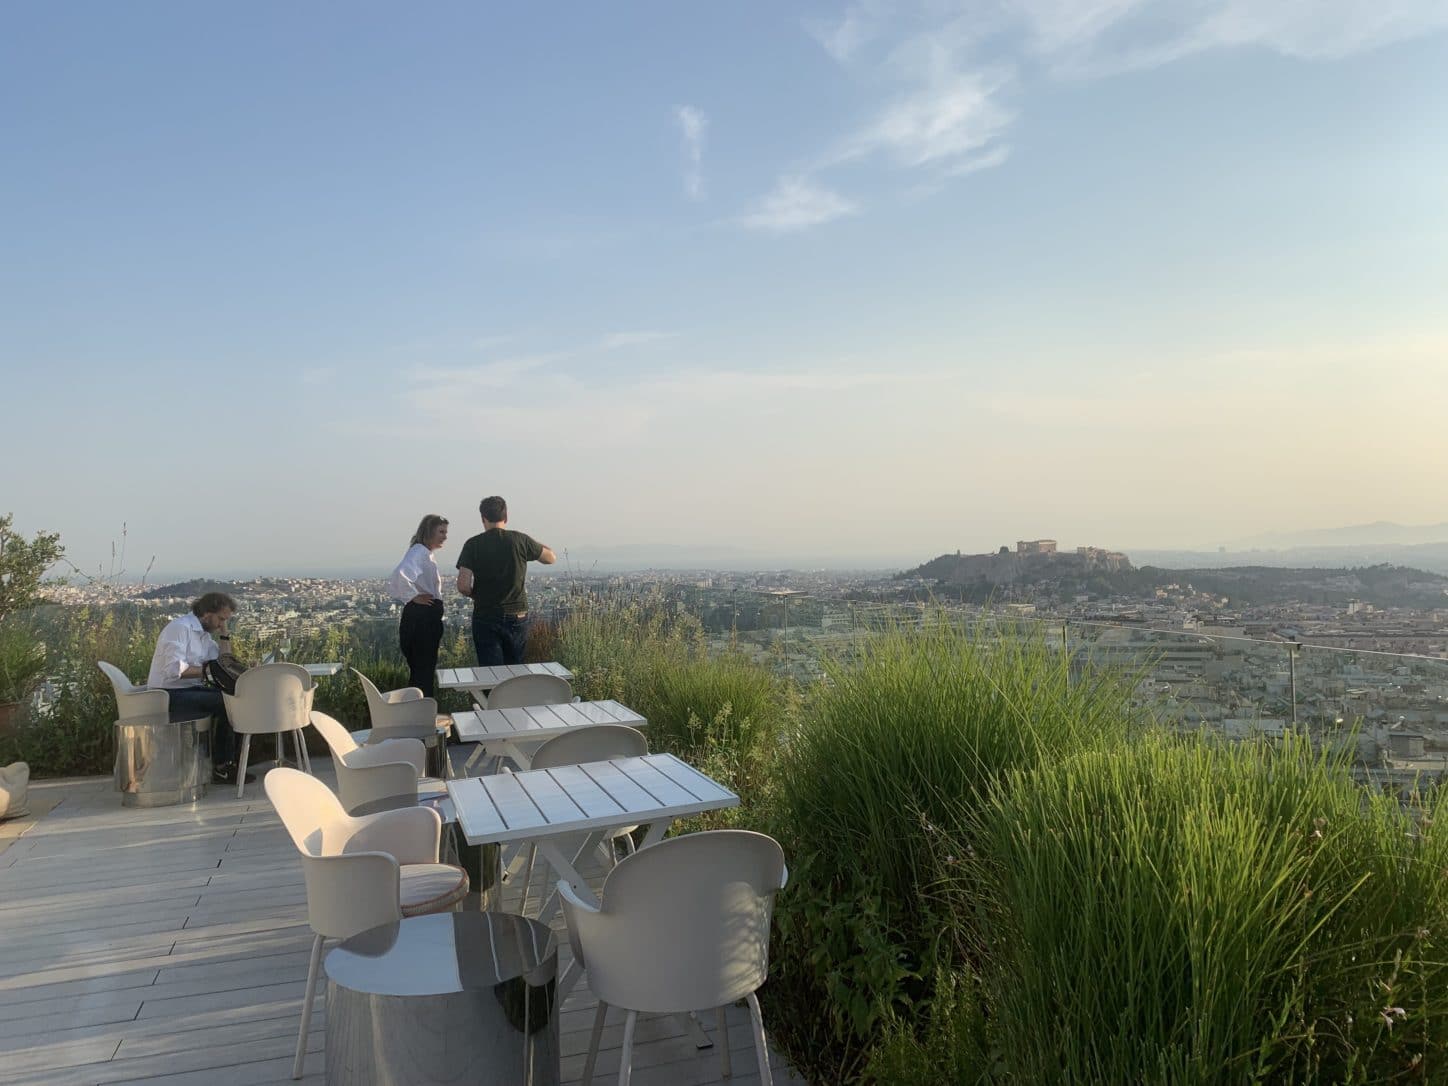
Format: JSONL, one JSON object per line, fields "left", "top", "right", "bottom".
{"left": 51, "top": 533, "right": 1448, "bottom": 791}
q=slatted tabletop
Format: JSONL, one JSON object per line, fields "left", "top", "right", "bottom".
{"left": 451, "top": 700, "right": 645, "bottom": 745}
{"left": 447, "top": 753, "right": 738, "bottom": 846}
{"left": 436, "top": 662, "right": 574, "bottom": 693}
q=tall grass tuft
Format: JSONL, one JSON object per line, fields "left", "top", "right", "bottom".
{"left": 764, "top": 617, "right": 1143, "bottom": 1082}
{"left": 969, "top": 732, "right": 1448, "bottom": 1084}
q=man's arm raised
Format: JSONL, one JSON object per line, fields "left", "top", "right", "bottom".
{"left": 538, "top": 545, "right": 557, "bottom": 565}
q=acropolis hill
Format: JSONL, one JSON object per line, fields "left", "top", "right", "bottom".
{"left": 904, "top": 539, "right": 1133, "bottom": 586}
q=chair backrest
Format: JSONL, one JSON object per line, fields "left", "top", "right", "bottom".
{"left": 530, "top": 724, "right": 648, "bottom": 770}
{"left": 97, "top": 660, "right": 138, "bottom": 694}
{"left": 486, "top": 673, "right": 573, "bottom": 709}
{"left": 308, "top": 710, "right": 361, "bottom": 760}
{"left": 224, "top": 662, "right": 313, "bottom": 736}
{"left": 98, "top": 660, "right": 169, "bottom": 720}
{"left": 353, "top": 669, "right": 391, "bottom": 714}
{"left": 264, "top": 768, "right": 404, "bottom": 938}
{"left": 265, "top": 767, "right": 354, "bottom": 857}
{"left": 567, "top": 830, "right": 788, "bottom": 1013}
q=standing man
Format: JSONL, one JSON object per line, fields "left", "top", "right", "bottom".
{"left": 455, "top": 496, "right": 556, "bottom": 666}
{"left": 147, "top": 591, "right": 249, "bottom": 784}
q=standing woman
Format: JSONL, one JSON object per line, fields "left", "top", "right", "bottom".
{"left": 389, "top": 514, "right": 448, "bottom": 697}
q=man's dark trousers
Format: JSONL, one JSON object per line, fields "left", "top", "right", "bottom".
{"left": 167, "top": 686, "right": 234, "bottom": 764}
{"left": 471, "top": 614, "right": 528, "bottom": 667}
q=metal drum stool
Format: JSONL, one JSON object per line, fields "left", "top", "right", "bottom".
{"left": 325, "top": 911, "right": 558, "bottom": 1086}
{"left": 113, "top": 714, "right": 211, "bottom": 807}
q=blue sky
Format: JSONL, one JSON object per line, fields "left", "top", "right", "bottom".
{"left": 4, "top": 2, "right": 1448, "bottom": 578}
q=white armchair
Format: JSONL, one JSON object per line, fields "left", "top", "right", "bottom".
{"left": 352, "top": 668, "right": 444, "bottom": 744}
{"left": 515, "top": 724, "right": 648, "bottom": 912}
{"left": 560, "top": 830, "right": 788, "bottom": 1086}
{"left": 222, "top": 662, "right": 314, "bottom": 797}
{"left": 309, "top": 710, "right": 430, "bottom": 815}
{"left": 484, "top": 673, "right": 575, "bottom": 709}
{"left": 97, "top": 661, "right": 168, "bottom": 720}
{"left": 265, "top": 768, "right": 469, "bottom": 1079}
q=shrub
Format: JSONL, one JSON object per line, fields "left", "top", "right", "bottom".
{"left": 763, "top": 618, "right": 1141, "bottom": 1083}
{"left": 969, "top": 732, "right": 1448, "bottom": 1084}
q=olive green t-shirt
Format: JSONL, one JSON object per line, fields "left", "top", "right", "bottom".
{"left": 456, "top": 528, "right": 544, "bottom": 619}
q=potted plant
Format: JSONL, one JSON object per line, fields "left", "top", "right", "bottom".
{"left": 0, "top": 623, "right": 46, "bottom": 738}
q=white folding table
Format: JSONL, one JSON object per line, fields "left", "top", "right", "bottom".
{"left": 436, "top": 662, "right": 574, "bottom": 698}
{"left": 446, "top": 753, "right": 739, "bottom": 1000}
{"left": 451, "top": 699, "right": 646, "bottom": 772}
{"left": 302, "top": 662, "right": 343, "bottom": 680}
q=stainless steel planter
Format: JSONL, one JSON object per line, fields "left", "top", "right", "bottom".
{"left": 326, "top": 911, "right": 558, "bottom": 1085}
{"left": 113, "top": 714, "right": 211, "bottom": 807}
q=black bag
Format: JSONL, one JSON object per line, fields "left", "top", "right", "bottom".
{"left": 203, "top": 652, "right": 248, "bottom": 696}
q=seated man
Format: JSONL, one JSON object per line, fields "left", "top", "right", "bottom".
{"left": 146, "top": 591, "right": 250, "bottom": 785}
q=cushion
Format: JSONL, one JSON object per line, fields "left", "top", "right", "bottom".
{"left": 0, "top": 761, "right": 30, "bottom": 822}
{"left": 399, "top": 862, "right": 469, "bottom": 915}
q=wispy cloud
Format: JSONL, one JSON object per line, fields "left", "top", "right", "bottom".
{"left": 739, "top": 176, "right": 858, "bottom": 233}
{"left": 756, "top": 0, "right": 1448, "bottom": 232}
{"left": 673, "top": 105, "right": 708, "bottom": 201}
{"left": 409, "top": 354, "right": 560, "bottom": 390}
{"left": 1011, "top": 0, "right": 1448, "bottom": 74}
{"left": 832, "top": 66, "right": 1014, "bottom": 171}
{"left": 599, "top": 330, "right": 678, "bottom": 350}
{"left": 400, "top": 358, "right": 936, "bottom": 443}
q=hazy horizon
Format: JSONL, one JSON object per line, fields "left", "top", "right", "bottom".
{"left": 5, "top": 3, "right": 1447, "bottom": 577}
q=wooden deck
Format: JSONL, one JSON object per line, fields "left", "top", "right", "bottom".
{"left": 0, "top": 761, "right": 801, "bottom": 1085}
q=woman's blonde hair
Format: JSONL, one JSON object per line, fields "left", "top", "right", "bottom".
{"left": 410, "top": 514, "right": 449, "bottom": 547}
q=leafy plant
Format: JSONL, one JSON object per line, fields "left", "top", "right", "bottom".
{"left": 0, "top": 514, "right": 64, "bottom": 622}
{"left": 0, "top": 622, "right": 46, "bottom": 705}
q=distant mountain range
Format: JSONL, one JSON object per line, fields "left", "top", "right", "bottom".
{"left": 1127, "top": 522, "right": 1448, "bottom": 575}
{"left": 1221, "top": 521, "right": 1448, "bottom": 549}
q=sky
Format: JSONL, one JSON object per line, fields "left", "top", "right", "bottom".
{"left": 3, "top": 1, "right": 1448, "bottom": 579}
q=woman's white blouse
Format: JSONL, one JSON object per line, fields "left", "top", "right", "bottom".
{"left": 388, "top": 543, "right": 443, "bottom": 602}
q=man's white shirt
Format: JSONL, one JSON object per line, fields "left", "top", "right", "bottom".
{"left": 147, "top": 613, "right": 221, "bottom": 689}
{"left": 389, "top": 543, "right": 442, "bottom": 603}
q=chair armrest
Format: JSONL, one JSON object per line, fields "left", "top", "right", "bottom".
{"left": 116, "top": 689, "right": 170, "bottom": 720}
{"left": 383, "top": 686, "right": 425, "bottom": 704}
{"left": 299, "top": 852, "right": 403, "bottom": 939}
{"left": 343, "top": 805, "right": 442, "bottom": 865}
{"left": 558, "top": 880, "right": 602, "bottom": 969}
{"left": 348, "top": 739, "right": 427, "bottom": 777}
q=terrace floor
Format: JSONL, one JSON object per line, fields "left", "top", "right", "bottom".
{"left": 0, "top": 758, "right": 802, "bottom": 1086}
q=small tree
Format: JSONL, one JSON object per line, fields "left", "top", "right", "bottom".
{"left": 0, "top": 514, "right": 64, "bottom": 622}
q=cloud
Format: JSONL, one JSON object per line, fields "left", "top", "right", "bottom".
{"left": 739, "top": 176, "right": 859, "bottom": 233}
{"left": 1011, "top": 0, "right": 1448, "bottom": 74}
{"left": 599, "top": 330, "right": 678, "bottom": 349}
{"left": 834, "top": 66, "right": 1014, "bottom": 170}
{"left": 399, "top": 356, "right": 935, "bottom": 444}
{"left": 756, "top": 0, "right": 1448, "bottom": 232}
{"left": 673, "top": 105, "right": 708, "bottom": 201}
{"left": 408, "top": 353, "right": 560, "bottom": 391}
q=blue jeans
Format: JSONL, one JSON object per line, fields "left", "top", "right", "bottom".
{"left": 472, "top": 614, "right": 528, "bottom": 667}
{"left": 167, "top": 686, "right": 234, "bottom": 765}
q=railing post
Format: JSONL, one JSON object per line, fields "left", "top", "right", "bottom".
{"left": 1062, "top": 621, "right": 1070, "bottom": 688}
{"left": 1288, "top": 642, "right": 1300, "bottom": 727}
